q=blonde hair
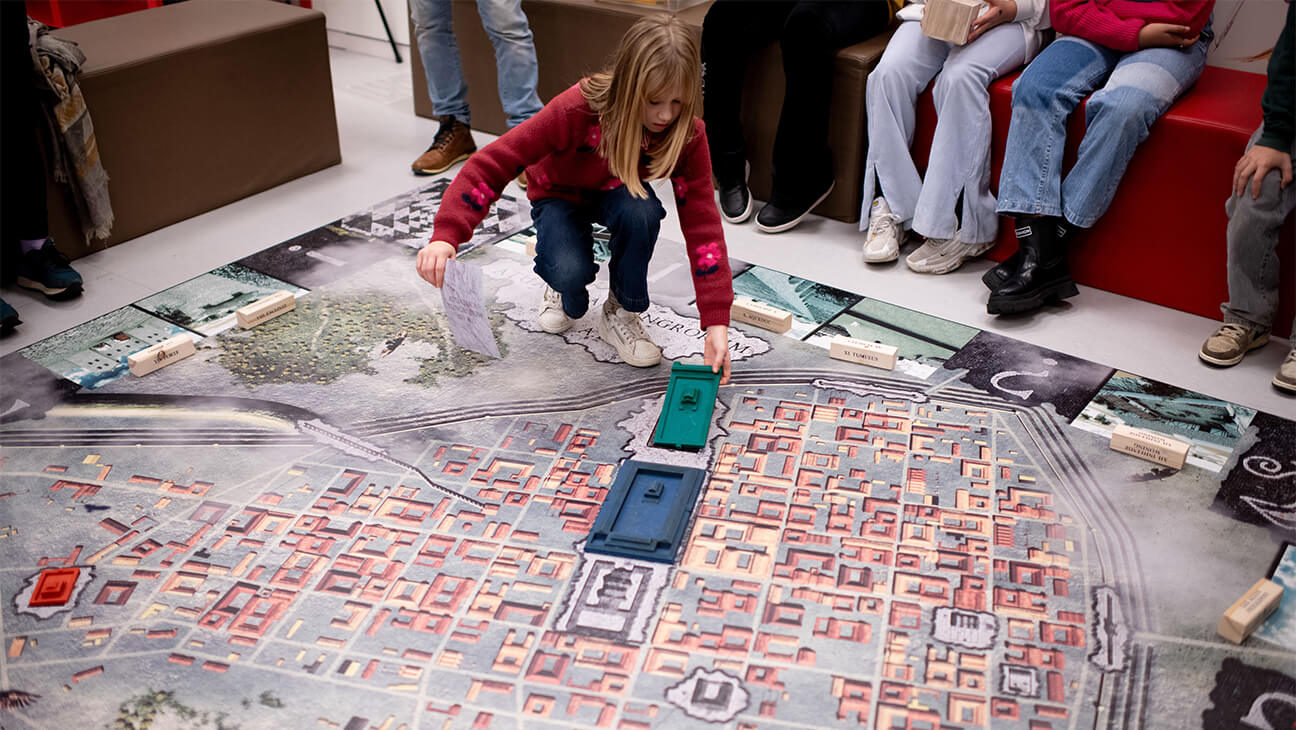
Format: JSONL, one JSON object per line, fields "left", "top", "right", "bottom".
{"left": 580, "top": 15, "right": 701, "bottom": 198}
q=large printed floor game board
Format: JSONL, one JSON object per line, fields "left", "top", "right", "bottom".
{"left": 1, "top": 177, "right": 1294, "bottom": 729}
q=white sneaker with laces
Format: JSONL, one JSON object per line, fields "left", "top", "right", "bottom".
{"left": 537, "top": 285, "right": 573, "bottom": 334}
{"left": 597, "top": 292, "right": 661, "bottom": 367}
{"left": 863, "top": 197, "right": 906, "bottom": 263}
{"left": 905, "top": 231, "right": 994, "bottom": 274}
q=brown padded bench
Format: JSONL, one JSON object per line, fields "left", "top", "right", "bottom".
{"left": 46, "top": 0, "right": 341, "bottom": 259}
{"left": 410, "top": 0, "right": 890, "bottom": 224}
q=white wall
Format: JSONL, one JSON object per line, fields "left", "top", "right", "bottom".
{"left": 1209, "top": 0, "right": 1290, "bottom": 73}
{"left": 314, "top": 0, "right": 412, "bottom": 58}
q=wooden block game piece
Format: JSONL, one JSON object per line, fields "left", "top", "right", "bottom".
{"left": 127, "top": 334, "right": 196, "bottom": 377}
{"left": 236, "top": 290, "right": 296, "bottom": 328}
{"left": 1217, "top": 578, "right": 1283, "bottom": 644}
{"left": 921, "top": 0, "right": 981, "bottom": 45}
{"left": 829, "top": 335, "right": 899, "bottom": 370}
{"left": 525, "top": 234, "right": 538, "bottom": 258}
{"left": 1109, "top": 424, "right": 1190, "bottom": 470}
{"left": 731, "top": 297, "right": 793, "bottom": 333}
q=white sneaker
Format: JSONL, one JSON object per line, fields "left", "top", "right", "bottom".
{"left": 537, "top": 285, "right": 572, "bottom": 334}
{"left": 863, "top": 197, "right": 906, "bottom": 263}
{"left": 905, "top": 231, "right": 994, "bottom": 275}
{"left": 597, "top": 292, "right": 661, "bottom": 367}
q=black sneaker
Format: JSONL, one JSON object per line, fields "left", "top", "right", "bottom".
{"left": 716, "top": 162, "right": 752, "bottom": 223}
{"left": 755, "top": 179, "right": 835, "bottom": 234}
{"left": 16, "top": 239, "right": 83, "bottom": 300}
{"left": 0, "top": 297, "right": 19, "bottom": 334}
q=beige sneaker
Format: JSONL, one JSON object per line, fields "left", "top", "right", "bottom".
{"left": 863, "top": 197, "right": 906, "bottom": 263}
{"left": 1198, "top": 322, "right": 1269, "bottom": 367}
{"left": 412, "top": 116, "right": 477, "bottom": 175}
{"left": 905, "top": 231, "right": 995, "bottom": 275}
{"left": 537, "top": 285, "right": 572, "bottom": 334}
{"left": 597, "top": 292, "right": 661, "bottom": 367}
{"left": 1274, "top": 349, "right": 1296, "bottom": 394}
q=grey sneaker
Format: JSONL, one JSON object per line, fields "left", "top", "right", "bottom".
{"left": 537, "top": 285, "right": 572, "bottom": 334}
{"left": 1274, "top": 349, "right": 1296, "bottom": 394}
{"left": 905, "top": 231, "right": 994, "bottom": 275}
{"left": 863, "top": 197, "right": 905, "bottom": 263}
{"left": 1198, "top": 322, "right": 1269, "bottom": 366}
{"left": 597, "top": 292, "right": 661, "bottom": 367}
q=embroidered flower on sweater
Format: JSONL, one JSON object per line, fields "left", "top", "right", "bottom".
{"left": 672, "top": 177, "right": 688, "bottom": 204}
{"left": 530, "top": 169, "right": 552, "bottom": 191}
{"left": 462, "top": 181, "right": 496, "bottom": 211}
{"left": 693, "top": 242, "right": 722, "bottom": 277}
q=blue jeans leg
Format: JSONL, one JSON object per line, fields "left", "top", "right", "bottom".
{"left": 410, "top": 0, "right": 470, "bottom": 124}
{"left": 1061, "top": 40, "right": 1207, "bottom": 227}
{"left": 476, "top": 0, "right": 543, "bottom": 128}
{"left": 997, "top": 37, "right": 1119, "bottom": 218}
{"left": 597, "top": 185, "right": 665, "bottom": 313}
{"left": 532, "top": 198, "right": 598, "bottom": 319}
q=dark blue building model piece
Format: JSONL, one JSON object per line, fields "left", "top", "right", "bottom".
{"left": 584, "top": 460, "right": 707, "bottom": 563}
{"left": 652, "top": 362, "right": 721, "bottom": 451}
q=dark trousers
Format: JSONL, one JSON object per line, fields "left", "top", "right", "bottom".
{"left": 1, "top": 1, "right": 49, "bottom": 246}
{"left": 701, "top": 0, "right": 890, "bottom": 206}
{"left": 531, "top": 185, "right": 666, "bottom": 319}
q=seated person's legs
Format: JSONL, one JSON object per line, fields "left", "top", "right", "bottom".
{"left": 701, "top": 0, "right": 793, "bottom": 223}
{"left": 989, "top": 37, "right": 1118, "bottom": 313}
{"left": 905, "top": 21, "right": 1028, "bottom": 274}
{"left": 861, "top": 21, "right": 949, "bottom": 263}
{"left": 1060, "top": 43, "right": 1208, "bottom": 230}
{"left": 757, "top": 0, "right": 892, "bottom": 233}
{"left": 1200, "top": 126, "right": 1296, "bottom": 394}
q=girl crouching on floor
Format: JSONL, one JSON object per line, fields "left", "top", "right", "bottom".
{"left": 416, "top": 15, "right": 734, "bottom": 383}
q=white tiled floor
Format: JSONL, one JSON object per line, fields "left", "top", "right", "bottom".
{"left": 2, "top": 46, "right": 1293, "bottom": 420}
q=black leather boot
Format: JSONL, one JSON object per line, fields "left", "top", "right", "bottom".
{"left": 981, "top": 219, "right": 1073, "bottom": 290}
{"left": 986, "top": 217, "right": 1078, "bottom": 315}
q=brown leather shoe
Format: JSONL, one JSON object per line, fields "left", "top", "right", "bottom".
{"left": 412, "top": 116, "right": 477, "bottom": 175}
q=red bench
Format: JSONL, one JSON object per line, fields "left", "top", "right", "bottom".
{"left": 912, "top": 65, "right": 1295, "bottom": 337}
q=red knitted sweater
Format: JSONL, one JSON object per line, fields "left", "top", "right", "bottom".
{"left": 430, "top": 84, "right": 734, "bottom": 329}
{"left": 1051, "top": 0, "right": 1214, "bottom": 52}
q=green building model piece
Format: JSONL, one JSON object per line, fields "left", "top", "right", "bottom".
{"left": 652, "top": 362, "right": 721, "bottom": 450}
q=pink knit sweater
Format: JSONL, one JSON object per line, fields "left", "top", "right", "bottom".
{"left": 1050, "top": 0, "right": 1214, "bottom": 52}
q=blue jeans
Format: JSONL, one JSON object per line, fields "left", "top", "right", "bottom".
{"left": 997, "top": 35, "right": 1208, "bottom": 228}
{"left": 410, "top": 0, "right": 543, "bottom": 129}
{"left": 531, "top": 186, "right": 666, "bottom": 319}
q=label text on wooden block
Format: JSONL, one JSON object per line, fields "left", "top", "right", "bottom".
{"left": 1217, "top": 578, "right": 1283, "bottom": 644}
{"left": 921, "top": 0, "right": 981, "bottom": 45}
{"left": 1109, "top": 424, "right": 1190, "bottom": 470}
{"left": 127, "top": 334, "right": 196, "bottom": 377}
{"left": 829, "top": 335, "right": 899, "bottom": 370}
{"left": 236, "top": 290, "right": 296, "bottom": 329}
{"left": 731, "top": 297, "right": 793, "bottom": 334}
